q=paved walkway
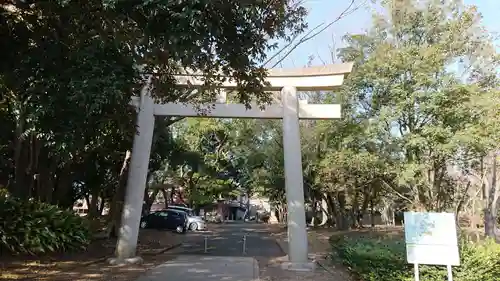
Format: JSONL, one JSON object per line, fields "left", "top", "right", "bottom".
{"left": 135, "top": 255, "right": 259, "bottom": 281}
{"left": 134, "top": 223, "right": 284, "bottom": 281}
{"left": 168, "top": 223, "right": 284, "bottom": 257}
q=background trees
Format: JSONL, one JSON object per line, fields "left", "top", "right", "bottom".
{"left": 1, "top": 0, "right": 499, "bottom": 256}
{"left": 163, "top": 0, "right": 500, "bottom": 238}
{"left": 0, "top": 0, "right": 307, "bottom": 238}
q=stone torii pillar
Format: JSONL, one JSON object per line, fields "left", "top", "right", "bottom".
{"left": 110, "top": 63, "right": 353, "bottom": 270}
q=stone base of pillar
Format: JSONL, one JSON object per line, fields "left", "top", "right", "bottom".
{"left": 280, "top": 260, "right": 316, "bottom": 272}
{"left": 107, "top": 256, "right": 143, "bottom": 266}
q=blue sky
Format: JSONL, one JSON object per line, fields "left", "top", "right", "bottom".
{"left": 270, "top": 0, "right": 500, "bottom": 68}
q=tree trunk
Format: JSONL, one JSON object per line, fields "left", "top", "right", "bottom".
{"left": 484, "top": 151, "right": 499, "bottom": 239}
{"left": 143, "top": 188, "right": 159, "bottom": 216}
{"left": 168, "top": 186, "right": 175, "bottom": 206}
{"left": 326, "top": 192, "right": 337, "bottom": 227}
{"left": 336, "top": 190, "right": 349, "bottom": 230}
{"left": 318, "top": 195, "right": 329, "bottom": 226}
{"left": 53, "top": 164, "right": 74, "bottom": 208}
{"left": 381, "top": 199, "right": 394, "bottom": 225}
{"left": 455, "top": 181, "right": 471, "bottom": 227}
{"left": 470, "top": 197, "right": 477, "bottom": 228}
{"left": 351, "top": 189, "right": 363, "bottom": 228}
{"left": 28, "top": 134, "right": 41, "bottom": 200}
{"left": 310, "top": 194, "right": 317, "bottom": 227}
{"left": 11, "top": 106, "right": 29, "bottom": 199}
{"left": 284, "top": 204, "right": 288, "bottom": 222}
{"left": 107, "top": 150, "right": 131, "bottom": 238}
{"left": 370, "top": 198, "right": 375, "bottom": 227}
{"left": 88, "top": 188, "right": 100, "bottom": 219}
{"left": 276, "top": 204, "right": 285, "bottom": 222}
{"left": 358, "top": 187, "right": 371, "bottom": 227}
{"left": 161, "top": 188, "right": 169, "bottom": 208}
{"left": 38, "top": 155, "right": 57, "bottom": 203}
{"left": 98, "top": 194, "right": 106, "bottom": 216}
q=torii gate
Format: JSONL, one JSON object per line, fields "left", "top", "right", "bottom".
{"left": 111, "top": 62, "right": 353, "bottom": 270}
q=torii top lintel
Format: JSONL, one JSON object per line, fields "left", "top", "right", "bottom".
{"left": 174, "top": 62, "right": 354, "bottom": 91}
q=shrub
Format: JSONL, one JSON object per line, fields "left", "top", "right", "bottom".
{"left": 330, "top": 233, "right": 500, "bottom": 281}
{"left": 330, "top": 235, "right": 413, "bottom": 281}
{"left": 455, "top": 238, "right": 500, "bottom": 281}
{"left": 0, "top": 187, "right": 8, "bottom": 198}
{"left": 0, "top": 192, "right": 91, "bottom": 255}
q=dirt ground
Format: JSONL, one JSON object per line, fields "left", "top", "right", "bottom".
{"left": 2, "top": 224, "right": 481, "bottom": 281}
{"left": 259, "top": 225, "right": 353, "bottom": 281}
{"left": 0, "top": 229, "right": 184, "bottom": 281}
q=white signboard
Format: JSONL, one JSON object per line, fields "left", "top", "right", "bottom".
{"left": 404, "top": 212, "right": 460, "bottom": 266}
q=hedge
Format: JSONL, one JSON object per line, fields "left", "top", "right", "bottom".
{"left": 330, "top": 233, "right": 500, "bottom": 281}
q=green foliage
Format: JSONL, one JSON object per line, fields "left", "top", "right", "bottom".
{"left": 0, "top": 188, "right": 8, "bottom": 198}
{"left": 164, "top": 0, "right": 500, "bottom": 233}
{"left": 334, "top": 0, "right": 500, "bottom": 212}
{"left": 456, "top": 238, "right": 500, "bottom": 281}
{"left": 0, "top": 194, "right": 91, "bottom": 255}
{"left": 0, "top": 0, "right": 307, "bottom": 208}
{"left": 330, "top": 234, "right": 500, "bottom": 281}
{"left": 161, "top": 118, "right": 263, "bottom": 204}
{"left": 330, "top": 236, "right": 408, "bottom": 280}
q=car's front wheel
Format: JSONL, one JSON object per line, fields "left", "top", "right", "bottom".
{"left": 189, "top": 222, "right": 198, "bottom": 231}
{"left": 140, "top": 221, "right": 148, "bottom": 229}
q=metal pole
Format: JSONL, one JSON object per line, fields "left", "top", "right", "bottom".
{"left": 242, "top": 234, "right": 247, "bottom": 255}
{"left": 414, "top": 263, "right": 419, "bottom": 281}
{"left": 204, "top": 235, "right": 208, "bottom": 253}
{"left": 447, "top": 265, "right": 453, "bottom": 281}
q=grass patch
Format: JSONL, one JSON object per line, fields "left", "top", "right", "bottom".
{"left": 330, "top": 233, "right": 500, "bottom": 281}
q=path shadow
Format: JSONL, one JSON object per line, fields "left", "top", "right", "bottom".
{"left": 136, "top": 256, "right": 259, "bottom": 281}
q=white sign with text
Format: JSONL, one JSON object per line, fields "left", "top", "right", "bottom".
{"left": 404, "top": 212, "right": 460, "bottom": 266}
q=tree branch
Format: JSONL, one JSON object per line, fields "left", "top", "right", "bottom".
{"left": 263, "top": 0, "right": 366, "bottom": 68}
{"left": 380, "top": 178, "right": 414, "bottom": 204}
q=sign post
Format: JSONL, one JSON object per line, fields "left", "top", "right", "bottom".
{"left": 403, "top": 212, "right": 460, "bottom": 281}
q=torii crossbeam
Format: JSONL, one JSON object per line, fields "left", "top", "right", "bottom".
{"left": 113, "top": 62, "right": 353, "bottom": 271}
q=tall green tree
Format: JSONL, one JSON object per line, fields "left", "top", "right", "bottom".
{"left": 0, "top": 0, "right": 307, "bottom": 207}
{"left": 223, "top": 0, "right": 500, "bottom": 235}
{"left": 337, "top": 0, "right": 499, "bottom": 234}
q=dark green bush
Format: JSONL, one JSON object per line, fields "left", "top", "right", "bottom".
{"left": 0, "top": 192, "right": 91, "bottom": 255}
{"left": 330, "top": 233, "right": 500, "bottom": 281}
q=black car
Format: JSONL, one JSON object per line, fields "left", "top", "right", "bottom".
{"left": 139, "top": 209, "right": 188, "bottom": 233}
